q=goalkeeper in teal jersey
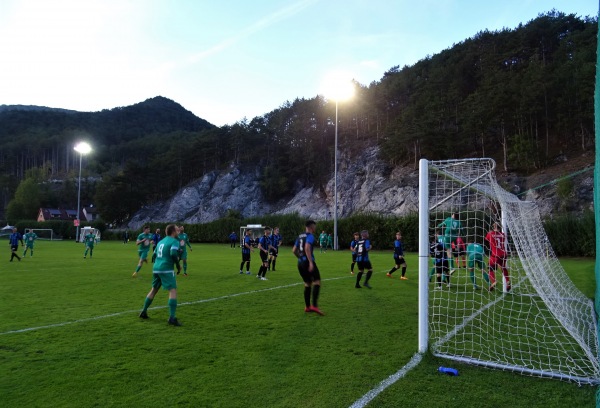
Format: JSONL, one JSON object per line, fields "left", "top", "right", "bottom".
{"left": 177, "top": 225, "right": 192, "bottom": 276}
{"left": 132, "top": 226, "right": 153, "bottom": 278}
{"left": 22, "top": 230, "right": 38, "bottom": 257}
{"left": 83, "top": 231, "right": 97, "bottom": 258}
{"left": 138, "top": 224, "right": 183, "bottom": 326}
{"left": 438, "top": 213, "right": 464, "bottom": 272}
{"left": 466, "top": 243, "right": 489, "bottom": 290}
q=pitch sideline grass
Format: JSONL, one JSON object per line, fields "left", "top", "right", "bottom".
{"left": 0, "top": 240, "right": 595, "bottom": 407}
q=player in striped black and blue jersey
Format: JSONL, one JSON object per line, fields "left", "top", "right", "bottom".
{"left": 387, "top": 232, "right": 408, "bottom": 279}
{"left": 292, "top": 220, "right": 324, "bottom": 315}
{"left": 268, "top": 227, "right": 281, "bottom": 271}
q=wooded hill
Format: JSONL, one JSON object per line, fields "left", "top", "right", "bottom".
{"left": 0, "top": 11, "right": 596, "bottom": 224}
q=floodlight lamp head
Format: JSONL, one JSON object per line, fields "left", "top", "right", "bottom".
{"left": 74, "top": 141, "right": 92, "bottom": 155}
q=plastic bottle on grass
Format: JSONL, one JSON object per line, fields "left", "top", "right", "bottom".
{"left": 438, "top": 366, "right": 459, "bottom": 376}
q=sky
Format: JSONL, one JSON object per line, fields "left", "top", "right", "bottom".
{"left": 0, "top": 0, "right": 597, "bottom": 127}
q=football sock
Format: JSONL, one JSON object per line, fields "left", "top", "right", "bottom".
{"left": 268, "top": 259, "right": 272, "bottom": 270}
{"left": 240, "top": 261, "right": 245, "bottom": 271}
{"left": 365, "top": 270, "right": 373, "bottom": 284}
{"left": 135, "top": 265, "right": 141, "bottom": 273}
{"left": 351, "top": 262, "right": 355, "bottom": 272}
{"left": 183, "top": 263, "right": 187, "bottom": 273}
{"left": 168, "top": 298, "right": 177, "bottom": 319}
{"left": 312, "top": 285, "right": 320, "bottom": 307}
{"left": 401, "top": 267, "right": 406, "bottom": 277}
{"left": 272, "top": 259, "right": 276, "bottom": 270}
{"left": 304, "top": 286, "right": 311, "bottom": 307}
{"left": 388, "top": 266, "right": 398, "bottom": 275}
{"left": 483, "top": 271, "right": 490, "bottom": 283}
{"left": 142, "top": 297, "right": 153, "bottom": 312}
{"left": 246, "top": 262, "right": 250, "bottom": 272}
{"left": 436, "top": 274, "right": 442, "bottom": 287}
{"left": 356, "top": 272, "right": 363, "bottom": 286}
{"left": 469, "top": 270, "right": 476, "bottom": 285}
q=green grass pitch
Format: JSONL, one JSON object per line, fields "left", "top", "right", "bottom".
{"left": 0, "top": 240, "right": 595, "bottom": 407}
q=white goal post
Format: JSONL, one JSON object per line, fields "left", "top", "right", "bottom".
{"left": 27, "top": 228, "right": 55, "bottom": 241}
{"left": 418, "top": 158, "right": 600, "bottom": 385}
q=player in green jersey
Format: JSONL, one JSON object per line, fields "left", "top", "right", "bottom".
{"left": 466, "top": 242, "right": 489, "bottom": 290}
{"left": 22, "top": 230, "right": 38, "bottom": 257}
{"left": 177, "top": 225, "right": 192, "bottom": 276}
{"left": 132, "top": 226, "right": 154, "bottom": 278}
{"left": 438, "top": 213, "right": 464, "bottom": 272}
{"left": 83, "top": 231, "right": 97, "bottom": 258}
{"left": 138, "top": 224, "right": 182, "bottom": 326}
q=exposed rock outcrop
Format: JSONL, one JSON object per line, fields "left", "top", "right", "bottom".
{"left": 127, "top": 148, "right": 593, "bottom": 229}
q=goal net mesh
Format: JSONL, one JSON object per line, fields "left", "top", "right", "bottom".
{"left": 426, "top": 158, "right": 599, "bottom": 385}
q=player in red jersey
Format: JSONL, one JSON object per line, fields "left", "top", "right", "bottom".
{"left": 452, "top": 236, "right": 466, "bottom": 268}
{"left": 485, "top": 223, "right": 511, "bottom": 292}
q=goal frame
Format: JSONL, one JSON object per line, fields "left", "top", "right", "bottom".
{"left": 418, "top": 157, "right": 600, "bottom": 385}
{"left": 27, "top": 228, "right": 55, "bottom": 241}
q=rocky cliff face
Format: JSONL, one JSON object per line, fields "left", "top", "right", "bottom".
{"left": 128, "top": 147, "right": 420, "bottom": 229}
{"left": 127, "top": 148, "right": 593, "bottom": 229}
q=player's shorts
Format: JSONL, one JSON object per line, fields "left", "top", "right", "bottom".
{"left": 10, "top": 245, "right": 18, "bottom": 252}
{"left": 138, "top": 250, "right": 150, "bottom": 260}
{"left": 489, "top": 255, "right": 507, "bottom": 269}
{"left": 151, "top": 271, "right": 177, "bottom": 291}
{"left": 440, "top": 235, "right": 452, "bottom": 247}
{"left": 434, "top": 260, "right": 449, "bottom": 275}
{"left": 85, "top": 244, "right": 94, "bottom": 249}
{"left": 242, "top": 252, "right": 251, "bottom": 262}
{"left": 393, "top": 255, "right": 406, "bottom": 265}
{"left": 467, "top": 253, "right": 485, "bottom": 269}
{"left": 269, "top": 247, "right": 279, "bottom": 257}
{"left": 25, "top": 243, "right": 34, "bottom": 248}
{"left": 298, "top": 260, "right": 321, "bottom": 283}
{"left": 357, "top": 260, "right": 372, "bottom": 271}
{"left": 452, "top": 244, "right": 466, "bottom": 257}
{"left": 352, "top": 253, "right": 357, "bottom": 262}
{"left": 260, "top": 251, "right": 268, "bottom": 263}
{"left": 179, "top": 249, "right": 188, "bottom": 261}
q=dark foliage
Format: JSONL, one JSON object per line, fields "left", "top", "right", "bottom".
{"left": 0, "top": 12, "right": 595, "bottom": 224}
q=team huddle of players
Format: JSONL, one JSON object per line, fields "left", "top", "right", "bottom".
{"left": 430, "top": 213, "right": 511, "bottom": 292}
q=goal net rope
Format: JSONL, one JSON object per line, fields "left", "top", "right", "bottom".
{"left": 419, "top": 158, "right": 599, "bottom": 385}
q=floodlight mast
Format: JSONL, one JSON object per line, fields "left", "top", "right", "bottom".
{"left": 74, "top": 142, "right": 92, "bottom": 242}
{"left": 322, "top": 75, "right": 354, "bottom": 250}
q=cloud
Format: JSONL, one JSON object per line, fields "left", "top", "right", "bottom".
{"left": 185, "top": 0, "right": 320, "bottom": 64}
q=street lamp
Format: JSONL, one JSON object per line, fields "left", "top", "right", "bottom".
{"left": 74, "top": 141, "right": 92, "bottom": 242}
{"left": 322, "top": 74, "right": 354, "bottom": 250}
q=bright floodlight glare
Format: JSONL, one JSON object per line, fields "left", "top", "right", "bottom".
{"left": 321, "top": 73, "right": 355, "bottom": 101}
{"left": 74, "top": 141, "right": 92, "bottom": 155}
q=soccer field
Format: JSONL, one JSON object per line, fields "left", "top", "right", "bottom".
{"left": 0, "top": 241, "right": 595, "bottom": 407}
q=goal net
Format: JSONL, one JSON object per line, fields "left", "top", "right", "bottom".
{"left": 418, "top": 158, "right": 599, "bottom": 385}
{"left": 28, "top": 228, "right": 55, "bottom": 241}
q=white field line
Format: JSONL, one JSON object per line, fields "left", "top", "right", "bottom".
{"left": 349, "top": 279, "right": 522, "bottom": 407}
{"left": 349, "top": 352, "right": 424, "bottom": 408}
{"left": 0, "top": 276, "right": 351, "bottom": 336}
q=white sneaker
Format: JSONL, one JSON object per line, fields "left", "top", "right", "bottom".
{"left": 435, "top": 286, "right": 443, "bottom": 290}
{"left": 449, "top": 269, "right": 456, "bottom": 276}
{"left": 446, "top": 283, "right": 451, "bottom": 288}
{"left": 260, "top": 277, "right": 268, "bottom": 281}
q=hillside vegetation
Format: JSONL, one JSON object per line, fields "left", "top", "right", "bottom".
{"left": 0, "top": 11, "right": 595, "bottom": 224}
